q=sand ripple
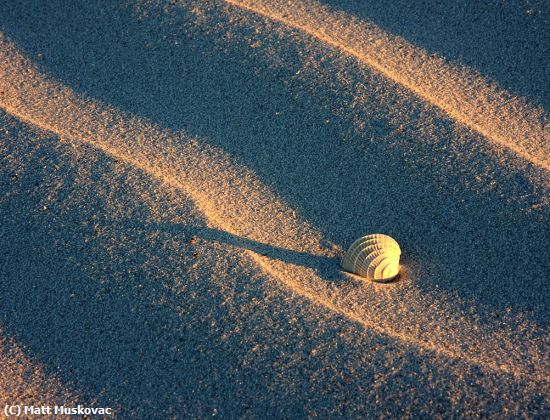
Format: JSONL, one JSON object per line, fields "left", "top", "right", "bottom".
{"left": 1, "top": 31, "right": 548, "bottom": 389}
{"left": 228, "top": 0, "right": 549, "bottom": 172}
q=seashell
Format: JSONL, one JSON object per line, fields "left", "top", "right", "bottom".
{"left": 341, "top": 234, "right": 401, "bottom": 281}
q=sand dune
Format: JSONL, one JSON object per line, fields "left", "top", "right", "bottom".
{"left": 5, "top": 112, "right": 545, "bottom": 416}
{"left": 0, "top": 33, "right": 547, "bottom": 385}
{"left": 227, "top": 0, "right": 549, "bottom": 172}
{"left": 1, "top": 0, "right": 548, "bottom": 416}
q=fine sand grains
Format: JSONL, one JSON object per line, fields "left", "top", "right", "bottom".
{"left": 227, "top": 0, "right": 550, "bottom": 172}
{"left": 1, "top": 0, "right": 549, "bottom": 416}
{"left": 0, "top": 31, "right": 547, "bottom": 385}
{"left": 1, "top": 109, "right": 547, "bottom": 417}
{"left": 0, "top": 330, "right": 82, "bottom": 419}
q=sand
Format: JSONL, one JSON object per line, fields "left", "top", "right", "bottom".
{"left": 0, "top": 0, "right": 548, "bottom": 417}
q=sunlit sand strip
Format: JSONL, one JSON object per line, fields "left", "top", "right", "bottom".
{"left": 0, "top": 35, "right": 547, "bottom": 384}
{"left": 226, "top": 0, "right": 549, "bottom": 171}
{"left": 0, "top": 328, "right": 82, "bottom": 417}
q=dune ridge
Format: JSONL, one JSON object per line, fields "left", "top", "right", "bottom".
{"left": 0, "top": 34, "right": 547, "bottom": 386}
{"left": 226, "top": 0, "right": 549, "bottom": 172}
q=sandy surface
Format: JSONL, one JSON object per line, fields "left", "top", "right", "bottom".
{"left": 0, "top": 0, "right": 548, "bottom": 417}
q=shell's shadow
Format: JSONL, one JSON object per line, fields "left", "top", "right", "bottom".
{"left": 122, "top": 220, "right": 344, "bottom": 280}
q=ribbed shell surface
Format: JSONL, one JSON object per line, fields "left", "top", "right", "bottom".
{"left": 341, "top": 234, "right": 401, "bottom": 281}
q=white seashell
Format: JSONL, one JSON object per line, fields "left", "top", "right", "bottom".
{"left": 341, "top": 234, "right": 401, "bottom": 281}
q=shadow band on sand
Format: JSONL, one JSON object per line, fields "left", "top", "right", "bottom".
{"left": 124, "top": 221, "right": 344, "bottom": 279}
{"left": 0, "top": 0, "right": 547, "bottom": 320}
{"left": 0, "top": 0, "right": 549, "bottom": 415}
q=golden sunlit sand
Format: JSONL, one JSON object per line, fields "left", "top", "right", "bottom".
{"left": 228, "top": 0, "right": 549, "bottom": 172}
{"left": 1, "top": 0, "right": 548, "bottom": 417}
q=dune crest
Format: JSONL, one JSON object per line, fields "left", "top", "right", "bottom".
{"left": 0, "top": 33, "right": 547, "bottom": 386}
{"left": 226, "top": 0, "right": 549, "bottom": 172}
